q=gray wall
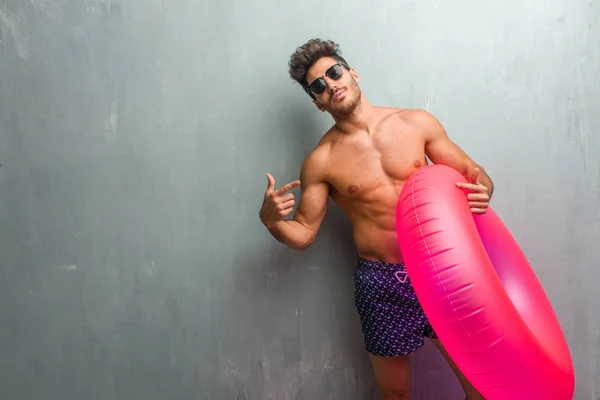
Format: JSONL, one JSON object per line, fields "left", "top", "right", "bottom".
{"left": 0, "top": 0, "right": 598, "bottom": 399}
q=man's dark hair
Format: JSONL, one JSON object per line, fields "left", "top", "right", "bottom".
{"left": 288, "top": 38, "right": 350, "bottom": 97}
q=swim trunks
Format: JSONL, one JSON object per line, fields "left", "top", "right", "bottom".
{"left": 354, "top": 255, "right": 438, "bottom": 357}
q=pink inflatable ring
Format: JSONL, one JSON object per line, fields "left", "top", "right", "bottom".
{"left": 395, "top": 164, "right": 575, "bottom": 400}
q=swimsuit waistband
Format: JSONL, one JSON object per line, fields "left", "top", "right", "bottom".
{"left": 355, "top": 255, "right": 410, "bottom": 284}
{"left": 356, "top": 255, "right": 406, "bottom": 271}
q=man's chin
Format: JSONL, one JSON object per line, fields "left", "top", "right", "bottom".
{"left": 329, "top": 101, "right": 358, "bottom": 116}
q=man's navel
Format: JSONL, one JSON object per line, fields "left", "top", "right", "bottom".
{"left": 413, "top": 160, "right": 422, "bottom": 168}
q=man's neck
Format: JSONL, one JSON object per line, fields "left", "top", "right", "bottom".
{"left": 332, "top": 98, "right": 379, "bottom": 135}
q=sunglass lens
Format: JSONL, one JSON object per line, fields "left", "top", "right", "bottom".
{"left": 310, "top": 79, "right": 327, "bottom": 95}
{"left": 328, "top": 64, "right": 344, "bottom": 80}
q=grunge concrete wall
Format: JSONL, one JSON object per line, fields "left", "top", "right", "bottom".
{"left": 0, "top": 0, "right": 598, "bottom": 398}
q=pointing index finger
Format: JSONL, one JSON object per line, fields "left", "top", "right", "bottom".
{"left": 276, "top": 180, "right": 301, "bottom": 195}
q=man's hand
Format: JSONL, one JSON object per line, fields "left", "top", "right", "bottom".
{"left": 259, "top": 173, "right": 301, "bottom": 228}
{"left": 456, "top": 166, "right": 490, "bottom": 214}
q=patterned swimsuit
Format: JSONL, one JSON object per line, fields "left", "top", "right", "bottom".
{"left": 354, "top": 255, "right": 438, "bottom": 356}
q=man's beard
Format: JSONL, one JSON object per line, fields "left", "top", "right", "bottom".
{"left": 326, "top": 81, "right": 362, "bottom": 118}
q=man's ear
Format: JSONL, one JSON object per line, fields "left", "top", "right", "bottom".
{"left": 313, "top": 99, "right": 326, "bottom": 112}
{"left": 349, "top": 68, "right": 360, "bottom": 83}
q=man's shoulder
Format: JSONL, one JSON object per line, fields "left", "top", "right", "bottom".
{"left": 304, "top": 139, "right": 330, "bottom": 168}
{"left": 391, "top": 108, "right": 445, "bottom": 137}
{"left": 309, "top": 125, "right": 338, "bottom": 154}
{"left": 392, "top": 108, "right": 437, "bottom": 125}
{"left": 299, "top": 133, "right": 334, "bottom": 182}
{"left": 370, "top": 107, "right": 435, "bottom": 128}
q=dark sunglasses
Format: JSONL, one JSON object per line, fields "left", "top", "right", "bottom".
{"left": 306, "top": 62, "right": 347, "bottom": 96}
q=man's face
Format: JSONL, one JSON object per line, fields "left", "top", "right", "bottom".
{"left": 305, "top": 57, "right": 362, "bottom": 117}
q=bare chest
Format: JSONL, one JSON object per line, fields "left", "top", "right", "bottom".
{"left": 326, "top": 129, "right": 427, "bottom": 199}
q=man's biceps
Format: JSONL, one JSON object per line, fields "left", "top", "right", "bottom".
{"left": 296, "top": 193, "right": 328, "bottom": 220}
{"left": 429, "top": 140, "right": 473, "bottom": 164}
{"left": 297, "top": 195, "right": 327, "bottom": 218}
{"left": 294, "top": 208, "right": 321, "bottom": 230}
{"left": 301, "top": 181, "right": 329, "bottom": 198}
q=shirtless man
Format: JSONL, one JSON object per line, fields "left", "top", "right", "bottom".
{"left": 259, "top": 39, "right": 493, "bottom": 400}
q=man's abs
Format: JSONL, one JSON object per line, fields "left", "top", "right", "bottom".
{"left": 353, "top": 224, "right": 404, "bottom": 264}
{"left": 332, "top": 183, "right": 411, "bottom": 264}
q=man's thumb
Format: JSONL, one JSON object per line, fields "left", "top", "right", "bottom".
{"left": 266, "top": 173, "right": 275, "bottom": 192}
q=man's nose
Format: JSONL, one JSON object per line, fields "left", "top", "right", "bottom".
{"left": 325, "top": 77, "right": 338, "bottom": 93}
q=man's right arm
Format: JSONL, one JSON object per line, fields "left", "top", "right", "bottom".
{"left": 260, "top": 150, "right": 330, "bottom": 250}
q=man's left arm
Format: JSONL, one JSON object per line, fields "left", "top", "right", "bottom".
{"left": 405, "top": 110, "right": 494, "bottom": 213}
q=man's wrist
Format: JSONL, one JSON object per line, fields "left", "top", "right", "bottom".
{"left": 264, "top": 220, "right": 284, "bottom": 230}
